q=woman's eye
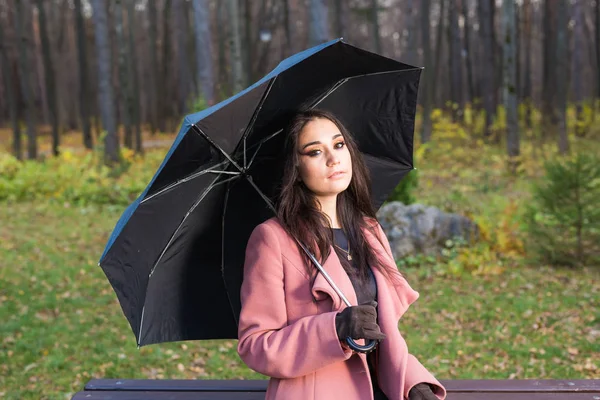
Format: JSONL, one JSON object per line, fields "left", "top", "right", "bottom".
{"left": 308, "top": 150, "right": 321, "bottom": 156}
{"left": 335, "top": 141, "right": 345, "bottom": 148}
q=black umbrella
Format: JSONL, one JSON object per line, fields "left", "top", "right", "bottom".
{"left": 99, "top": 38, "right": 421, "bottom": 348}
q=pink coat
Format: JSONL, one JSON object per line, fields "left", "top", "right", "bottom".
{"left": 237, "top": 217, "right": 447, "bottom": 400}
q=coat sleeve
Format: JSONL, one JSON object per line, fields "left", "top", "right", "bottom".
{"left": 404, "top": 354, "right": 447, "bottom": 400}
{"left": 373, "top": 221, "right": 447, "bottom": 399}
{"left": 237, "top": 222, "right": 353, "bottom": 379}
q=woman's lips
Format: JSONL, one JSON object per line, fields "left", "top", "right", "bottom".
{"left": 328, "top": 171, "right": 346, "bottom": 179}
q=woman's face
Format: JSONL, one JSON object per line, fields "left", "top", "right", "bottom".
{"left": 296, "top": 117, "right": 353, "bottom": 201}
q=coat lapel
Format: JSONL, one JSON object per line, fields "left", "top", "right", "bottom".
{"left": 311, "top": 244, "right": 358, "bottom": 310}
{"left": 363, "top": 224, "right": 419, "bottom": 321}
{"left": 309, "top": 222, "right": 419, "bottom": 318}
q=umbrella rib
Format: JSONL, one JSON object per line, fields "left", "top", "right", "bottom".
{"left": 141, "top": 159, "right": 232, "bottom": 204}
{"left": 245, "top": 77, "right": 350, "bottom": 169}
{"left": 241, "top": 77, "right": 277, "bottom": 169}
{"left": 244, "top": 68, "right": 414, "bottom": 169}
{"left": 191, "top": 124, "right": 245, "bottom": 173}
{"left": 137, "top": 173, "right": 240, "bottom": 345}
{"left": 220, "top": 179, "right": 239, "bottom": 327}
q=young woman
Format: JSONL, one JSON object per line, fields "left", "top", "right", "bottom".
{"left": 237, "top": 109, "right": 446, "bottom": 400}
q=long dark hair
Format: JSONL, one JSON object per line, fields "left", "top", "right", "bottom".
{"left": 276, "top": 109, "right": 399, "bottom": 286}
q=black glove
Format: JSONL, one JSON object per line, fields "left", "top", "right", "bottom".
{"left": 334, "top": 301, "right": 386, "bottom": 341}
{"left": 408, "top": 383, "right": 439, "bottom": 400}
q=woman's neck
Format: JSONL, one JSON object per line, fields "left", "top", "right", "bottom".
{"left": 316, "top": 195, "right": 341, "bottom": 228}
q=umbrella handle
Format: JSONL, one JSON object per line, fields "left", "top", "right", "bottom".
{"left": 345, "top": 337, "right": 377, "bottom": 353}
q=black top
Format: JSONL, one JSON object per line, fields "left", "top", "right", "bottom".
{"left": 331, "top": 228, "right": 378, "bottom": 305}
{"left": 331, "top": 228, "right": 387, "bottom": 399}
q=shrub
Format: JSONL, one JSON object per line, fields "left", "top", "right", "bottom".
{"left": 523, "top": 152, "right": 600, "bottom": 267}
{"left": 385, "top": 168, "right": 419, "bottom": 205}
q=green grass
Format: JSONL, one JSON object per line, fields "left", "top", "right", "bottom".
{"left": 1, "top": 202, "right": 598, "bottom": 400}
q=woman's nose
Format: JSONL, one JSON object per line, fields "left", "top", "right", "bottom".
{"left": 327, "top": 154, "right": 340, "bottom": 166}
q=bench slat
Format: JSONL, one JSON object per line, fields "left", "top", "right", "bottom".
{"left": 442, "top": 380, "right": 600, "bottom": 393}
{"left": 84, "top": 379, "right": 600, "bottom": 393}
{"left": 72, "top": 391, "right": 265, "bottom": 400}
{"left": 85, "top": 379, "right": 267, "bottom": 392}
{"left": 71, "top": 390, "right": 600, "bottom": 400}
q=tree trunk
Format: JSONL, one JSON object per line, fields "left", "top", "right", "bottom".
{"left": 158, "top": 0, "right": 172, "bottom": 132}
{"left": 503, "top": 0, "right": 519, "bottom": 172}
{"left": 242, "top": 0, "right": 253, "bottom": 86}
{"left": 92, "top": 0, "right": 120, "bottom": 164}
{"left": 461, "top": 0, "right": 475, "bottom": 106}
{"left": 15, "top": 0, "right": 37, "bottom": 159}
{"left": 478, "top": 0, "right": 495, "bottom": 138}
{"left": 572, "top": 0, "right": 585, "bottom": 137}
{"left": 522, "top": 0, "right": 532, "bottom": 130}
{"left": 191, "top": 0, "right": 214, "bottom": 105}
{"left": 333, "top": 0, "right": 346, "bottom": 40}
{"left": 227, "top": 0, "right": 244, "bottom": 93}
{"left": 433, "top": 0, "right": 447, "bottom": 108}
{"left": 403, "top": 0, "right": 418, "bottom": 66}
{"left": 35, "top": 0, "right": 59, "bottom": 156}
{"left": 370, "top": 0, "right": 382, "bottom": 54}
{"left": 217, "top": 0, "right": 228, "bottom": 97}
{"left": 147, "top": 0, "right": 159, "bottom": 135}
{"left": 74, "top": 0, "right": 93, "bottom": 149}
{"left": 114, "top": 0, "right": 133, "bottom": 149}
{"left": 0, "top": 20, "right": 21, "bottom": 159}
{"left": 126, "top": 0, "right": 142, "bottom": 154}
{"left": 542, "top": 0, "right": 558, "bottom": 141}
{"left": 308, "top": 0, "right": 329, "bottom": 47}
{"left": 173, "top": 0, "right": 192, "bottom": 113}
{"left": 555, "top": 0, "right": 569, "bottom": 155}
{"left": 448, "top": 0, "right": 463, "bottom": 120}
{"left": 596, "top": 0, "right": 600, "bottom": 110}
{"left": 420, "top": 0, "right": 433, "bottom": 144}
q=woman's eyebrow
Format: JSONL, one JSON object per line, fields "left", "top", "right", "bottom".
{"left": 300, "top": 134, "right": 343, "bottom": 150}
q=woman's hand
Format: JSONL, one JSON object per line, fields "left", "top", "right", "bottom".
{"left": 408, "top": 383, "right": 439, "bottom": 400}
{"left": 334, "top": 301, "right": 386, "bottom": 341}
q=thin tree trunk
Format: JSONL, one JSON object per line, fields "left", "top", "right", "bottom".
{"left": 555, "top": 0, "right": 569, "bottom": 154}
{"left": 126, "top": 0, "right": 142, "bottom": 154}
{"left": 433, "top": 0, "right": 447, "bottom": 109}
{"left": 420, "top": 0, "right": 433, "bottom": 144}
{"left": 191, "top": 0, "right": 214, "bottom": 107}
{"left": 114, "top": 0, "right": 133, "bottom": 149}
{"left": 542, "top": 0, "right": 558, "bottom": 141}
{"left": 448, "top": 0, "right": 463, "bottom": 120}
{"left": 462, "top": 0, "right": 475, "bottom": 106}
{"left": 404, "top": 0, "right": 418, "bottom": 65}
{"left": 572, "top": 0, "right": 585, "bottom": 137}
{"left": 36, "top": 0, "right": 59, "bottom": 156}
{"left": 333, "top": 0, "right": 346, "bottom": 40}
{"left": 370, "top": 0, "right": 382, "bottom": 54}
{"left": 596, "top": 0, "right": 600, "bottom": 111}
{"left": 173, "top": 0, "right": 192, "bottom": 113}
{"left": 478, "top": 0, "right": 495, "bottom": 138}
{"left": 227, "top": 0, "right": 244, "bottom": 93}
{"left": 74, "top": 0, "right": 93, "bottom": 148}
{"left": 308, "top": 0, "right": 329, "bottom": 47}
{"left": 242, "top": 0, "right": 253, "bottom": 85}
{"left": 147, "top": 0, "right": 159, "bottom": 135}
{"left": 92, "top": 0, "right": 120, "bottom": 164}
{"left": 503, "top": 0, "right": 519, "bottom": 172}
{"left": 15, "top": 0, "right": 37, "bottom": 159}
{"left": 0, "top": 20, "right": 21, "bottom": 159}
{"left": 217, "top": 0, "right": 228, "bottom": 97}
{"left": 158, "top": 0, "right": 172, "bottom": 132}
{"left": 523, "top": 0, "right": 532, "bottom": 130}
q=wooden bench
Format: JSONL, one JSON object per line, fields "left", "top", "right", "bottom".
{"left": 71, "top": 379, "right": 600, "bottom": 399}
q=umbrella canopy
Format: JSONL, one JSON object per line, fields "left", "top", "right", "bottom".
{"left": 99, "top": 38, "right": 421, "bottom": 346}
